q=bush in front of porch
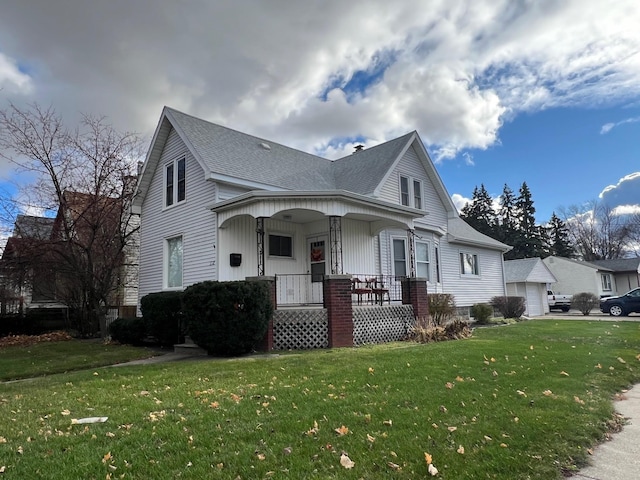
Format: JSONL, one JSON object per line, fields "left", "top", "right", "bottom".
{"left": 182, "top": 280, "right": 273, "bottom": 356}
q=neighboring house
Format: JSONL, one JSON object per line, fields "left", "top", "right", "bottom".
{"left": 504, "top": 258, "right": 557, "bottom": 316}
{"left": 133, "top": 107, "right": 511, "bottom": 313}
{"left": 0, "top": 192, "right": 139, "bottom": 319}
{"left": 542, "top": 256, "right": 616, "bottom": 298}
{"left": 1, "top": 215, "right": 61, "bottom": 312}
{"left": 588, "top": 258, "right": 640, "bottom": 295}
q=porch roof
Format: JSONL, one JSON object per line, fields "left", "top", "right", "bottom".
{"left": 210, "top": 190, "right": 425, "bottom": 232}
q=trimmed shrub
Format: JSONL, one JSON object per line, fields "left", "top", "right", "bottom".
{"left": 571, "top": 292, "right": 599, "bottom": 316}
{"left": 140, "top": 291, "right": 183, "bottom": 346}
{"left": 182, "top": 281, "right": 273, "bottom": 356}
{"left": 428, "top": 293, "right": 457, "bottom": 326}
{"left": 108, "top": 317, "right": 147, "bottom": 345}
{"left": 444, "top": 319, "right": 473, "bottom": 339}
{"left": 490, "top": 296, "right": 526, "bottom": 319}
{"left": 470, "top": 303, "right": 493, "bottom": 325}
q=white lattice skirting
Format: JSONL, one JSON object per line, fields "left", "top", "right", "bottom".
{"left": 353, "top": 305, "right": 415, "bottom": 345}
{"left": 273, "top": 309, "right": 329, "bottom": 350}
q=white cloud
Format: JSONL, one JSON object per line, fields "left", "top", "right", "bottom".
{"left": 600, "top": 116, "right": 640, "bottom": 134}
{"left": 599, "top": 172, "right": 640, "bottom": 210}
{"left": 0, "top": 0, "right": 638, "bottom": 162}
{"left": 451, "top": 193, "right": 471, "bottom": 213}
{"left": 0, "top": 52, "right": 32, "bottom": 94}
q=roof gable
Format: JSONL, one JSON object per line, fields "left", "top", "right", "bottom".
{"left": 505, "top": 258, "right": 557, "bottom": 283}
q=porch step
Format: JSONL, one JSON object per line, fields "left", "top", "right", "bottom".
{"left": 173, "top": 336, "right": 207, "bottom": 356}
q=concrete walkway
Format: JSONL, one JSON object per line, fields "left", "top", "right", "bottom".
{"left": 573, "top": 385, "right": 640, "bottom": 480}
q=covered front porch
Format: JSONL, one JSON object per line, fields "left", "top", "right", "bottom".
{"left": 212, "top": 190, "right": 425, "bottom": 306}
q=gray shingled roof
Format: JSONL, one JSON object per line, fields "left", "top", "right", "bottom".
{"left": 504, "top": 258, "right": 556, "bottom": 283}
{"left": 332, "top": 132, "right": 415, "bottom": 195}
{"left": 447, "top": 217, "right": 511, "bottom": 252}
{"left": 14, "top": 215, "right": 55, "bottom": 240}
{"left": 166, "top": 107, "right": 416, "bottom": 194}
{"left": 589, "top": 258, "right": 640, "bottom": 273}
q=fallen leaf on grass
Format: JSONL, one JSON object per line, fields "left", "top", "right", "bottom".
{"left": 334, "top": 425, "right": 349, "bottom": 436}
{"left": 445, "top": 382, "right": 454, "bottom": 389}
{"left": 447, "top": 426, "right": 457, "bottom": 432}
{"left": 574, "top": 396, "right": 585, "bottom": 405}
{"left": 60, "top": 409, "right": 71, "bottom": 416}
{"left": 340, "top": 453, "right": 355, "bottom": 469}
{"left": 617, "top": 357, "right": 626, "bottom": 364}
{"left": 102, "top": 452, "right": 112, "bottom": 463}
{"left": 428, "top": 463, "right": 439, "bottom": 476}
{"left": 383, "top": 419, "right": 393, "bottom": 426}
{"left": 516, "top": 390, "right": 527, "bottom": 397}
{"left": 424, "top": 452, "right": 433, "bottom": 464}
{"left": 366, "top": 434, "right": 375, "bottom": 443}
{"left": 457, "top": 445, "right": 465, "bottom": 454}
{"left": 560, "top": 371, "right": 569, "bottom": 376}
{"left": 542, "top": 390, "right": 553, "bottom": 396}
{"left": 387, "top": 461, "right": 401, "bottom": 470}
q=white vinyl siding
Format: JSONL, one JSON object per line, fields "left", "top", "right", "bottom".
{"left": 138, "top": 127, "right": 217, "bottom": 301}
{"left": 378, "top": 146, "right": 448, "bottom": 227}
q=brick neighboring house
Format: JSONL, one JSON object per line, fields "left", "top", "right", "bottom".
{"left": 0, "top": 190, "right": 139, "bottom": 329}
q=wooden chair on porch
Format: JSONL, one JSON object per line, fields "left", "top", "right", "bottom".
{"left": 368, "top": 276, "right": 390, "bottom": 305}
{"left": 351, "top": 277, "right": 372, "bottom": 305}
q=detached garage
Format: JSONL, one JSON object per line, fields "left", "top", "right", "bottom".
{"left": 504, "top": 258, "right": 558, "bottom": 317}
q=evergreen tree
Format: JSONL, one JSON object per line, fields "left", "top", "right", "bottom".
{"left": 511, "top": 182, "right": 544, "bottom": 259}
{"left": 545, "top": 212, "right": 574, "bottom": 258}
{"left": 460, "top": 184, "right": 497, "bottom": 238}
{"left": 497, "top": 183, "right": 518, "bottom": 248}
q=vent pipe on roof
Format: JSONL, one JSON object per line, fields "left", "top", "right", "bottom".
{"left": 353, "top": 144, "right": 364, "bottom": 153}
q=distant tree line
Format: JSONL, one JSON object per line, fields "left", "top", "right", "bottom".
{"left": 460, "top": 183, "right": 639, "bottom": 260}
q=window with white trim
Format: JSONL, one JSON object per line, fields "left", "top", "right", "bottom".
{"left": 399, "top": 175, "right": 423, "bottom": 209}
{"left": 392, "top": 238, "right": 407, "bottom": 277}
{"left": 416, "top": 240, "right": 430, "bottom": 280}
{"left": 165, "top": 157, "right": 186, "bottom": 207}
{"left": 166, "top": 236, "right": 183, "bottom": 288}
{"left": 601, "top": 273, "right": 612, "bottom": 291}
{"left": 268, "top": 234, "right": 293, "bottom": 258}
{"left": 460, "top": 252, "right": 479, "bottom": 276}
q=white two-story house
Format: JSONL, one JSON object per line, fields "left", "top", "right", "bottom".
{"left": 132, "top": 107, "right": 510, "bottom": 312}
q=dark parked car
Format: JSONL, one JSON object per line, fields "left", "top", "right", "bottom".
{"left": 600, "top": 287, "right": 640, "bottom": 316}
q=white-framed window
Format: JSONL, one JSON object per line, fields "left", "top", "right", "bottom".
{"left": 165, "top": 235, "right": 183, "bottom": 289}
{"left": 601, "top": 273, "right": 612, "bottom": 291}
{"left": 413, "top": 179, "right": 423, "bottom": 210}
{"left": 434, "top": 244, "right": 441, "bottom": 283}
{"left": 392, "top": 237, "right": 407, "bottom": 277}
{"left": 399, "top": 175, "right": 423, "bottom": 209}
{"left": 416, "top": 240, "right": 430, "bottom": 281}
{"left": 165, "top": 157, "right": 186, "bottom": 207}
{"left": 460, "top": 252, "right": 479, "bottom": 276}
{"left": 268, "top": 233, "right": 293, "bottom": 258}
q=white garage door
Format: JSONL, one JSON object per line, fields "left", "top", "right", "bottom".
{"left": 526, "top": 284, "right": 544, "bottom": 317}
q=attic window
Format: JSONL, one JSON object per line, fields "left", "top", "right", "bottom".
{"left": 165, "top": 157, "right": 186, "bottom": 208}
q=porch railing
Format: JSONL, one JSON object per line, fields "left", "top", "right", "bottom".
{"left": 274, "top": 273, "right": 407, "bottom": 306}
{"left": 275, "top": 273, "right": 324, "bottom": 306}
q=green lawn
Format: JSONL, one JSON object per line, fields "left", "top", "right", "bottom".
{"left": 0, "top": 339, "right": 159, "bottom": 382}
{"left": 0, "top": 320, "right": 639, "bottom": 479}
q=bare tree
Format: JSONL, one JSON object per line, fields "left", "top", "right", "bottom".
{"left": 0, "top": 103, "right": 143, "bottom": 335}
{"left": 560, "top": 200, "right": 636, "bottom": 260}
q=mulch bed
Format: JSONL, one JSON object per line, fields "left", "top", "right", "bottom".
{"left": 0, "top": 331, "right": 73, "bottom": 348}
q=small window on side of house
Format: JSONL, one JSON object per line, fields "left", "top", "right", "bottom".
{"left": 601, "top": 273, "right": 612, "bottom": 291}
{"left": 166, "top": 235, "right": 183, "bottom": 288}
{"left": 400, "top": 176, "right": 410, "bottom": 206}
{"left": 460, "top": 252, "right": 479, "bottom": 276}
{"left": 165, "top": 157, "right": 186, "bottom": 208}
{"left": 413, "top": 179, "right": 423, "bottom": 210}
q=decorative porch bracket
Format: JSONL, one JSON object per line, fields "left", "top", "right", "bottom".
{"left": 256, "top": 217, "right": 265, "bottom": 276}
{"left": 407, "top": 228, "right": 416, "bottom": 277}
{"left": 329, "top": 216, "right": 343, "bottom": 275}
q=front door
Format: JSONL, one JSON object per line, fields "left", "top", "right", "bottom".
{"left": 308, "top": 236, "right": 327, "bottom": 303}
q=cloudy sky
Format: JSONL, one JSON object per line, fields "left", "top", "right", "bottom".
{"left": 1, "top": 0, "right": 639, "bottom": 224}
